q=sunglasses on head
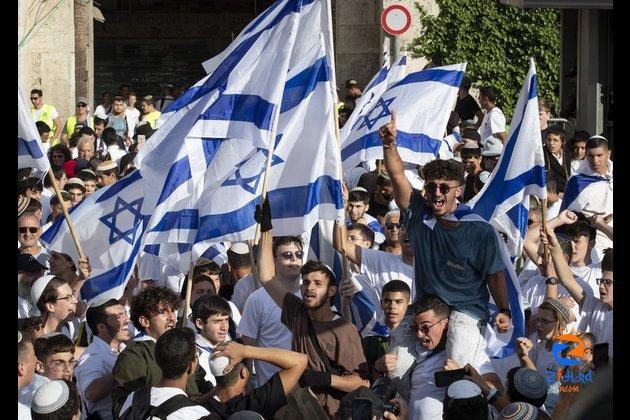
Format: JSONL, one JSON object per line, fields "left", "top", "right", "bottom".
{"left": 280, "top": 250, "right": 304, "bottom": 261}
{"left": 19, "top": 227, "right": 39, "bottom": 234}
{"left": 425, "top": 182, "right": 457, "bottom": 195}
{"left": 386, "top": 222, "right": 401, "bottom": 230}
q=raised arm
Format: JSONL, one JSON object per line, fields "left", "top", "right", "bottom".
{"left": 591, "top": 214, "right": 613, "bottom": 241}
{"left": 332, "top": 221, "right": 362, "bottom": 266}
{"left": 255, "top": 200, "right": 288, "bottom": 309}
{"left": 541, "top": 227, "right": 586, "bottom": 307}
{"left": 378, "top": 112, "right": 413, "bottom": 211}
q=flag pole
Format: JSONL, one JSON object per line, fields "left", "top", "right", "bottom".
{"left": 247, "top": 239, "right": 262, "bottom": 290}
{"left": 47, "top": 169, "right": 86, "bottom": 259}
{"left": 181, "top": 256, "right": 195, "bottom": 327}
{"left": 540, "top": 198, "right": 549, "bottom": 265}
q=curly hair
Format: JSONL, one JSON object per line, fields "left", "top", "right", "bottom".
{"left": 130, "top": 286, "right": 180, "bottom": 332}
{"left": 48, "top": 144, "right": 72, "bottom": 164}
{"left": 422, "top": 159, "right": 465, "bottom": 185}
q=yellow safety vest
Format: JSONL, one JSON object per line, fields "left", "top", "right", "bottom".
{"left": 31, "top": 104, "right": 57, "bottom": 131}
{"left": 65, "top": 115, "right": 94, "bottom": 138}
{"left": 143, "top": 111, "right": 162, "bottom": 129}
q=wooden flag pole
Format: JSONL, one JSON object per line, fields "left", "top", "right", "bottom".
{"left": 247, "top": 239, "right": 262, "bottom": 290}
{"left": 47, "top": 169, "right": 86, "bottom": 259}
{"left": 540, "top": 198, "right": 549, "bottom": 265}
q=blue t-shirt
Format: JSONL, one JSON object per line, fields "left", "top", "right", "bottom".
{"left": 403, "top": 189, "right": 504, "bottom": 321}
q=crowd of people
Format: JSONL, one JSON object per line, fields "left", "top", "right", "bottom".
{"left": 18, "top": 75, "right": 612, "bottom": 420}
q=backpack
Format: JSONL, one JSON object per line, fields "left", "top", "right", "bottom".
{"left": 120, "top": 385, "right": 199, "bottom": 420}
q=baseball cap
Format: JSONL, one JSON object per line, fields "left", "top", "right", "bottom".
{"left": 76, "top": 97, "right": 88, "bottom": 106}
{"left": 481, "top": 136, "right": 504, "bottom": 156}
{"left": 18, "top": 253, "right": 47, "bottom": 273}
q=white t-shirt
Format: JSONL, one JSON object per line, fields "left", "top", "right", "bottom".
{"left": 479, "top": 107, "right": 506, "bottom": 140}
{"left": 75, "top": 336, "right": 122, "bottom": 420}
{"left": 94, "top": 104, "right": 111, "bottom": 119}
{"left": 18, "top": 401, "right": 31, "bottom": 420}
{"left": 118, "top": 387, "right": 211, "bottom": 420}
{"left": 360, "top": 248, "right": 415, "bottom": 300}
{"left": 125, "top": 107, "right": 141, "bottom": 138}
{"left": 237, "top": 287, "right": 299, "bottom": 387}
{"left": 231, "top": 274, "right": 257, "bottom": 313}
{"left": 546, "top": 199, "right": 562, "bottom": 220}
{"left": 570, "top": 263, "right": 602, "bottom": 298}
{"left": 580, "top": 291, "right": 613, "bottom": 357}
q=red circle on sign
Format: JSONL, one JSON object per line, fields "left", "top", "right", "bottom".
{"left": 381, "top": 4, "right": 412, "bottom": 36}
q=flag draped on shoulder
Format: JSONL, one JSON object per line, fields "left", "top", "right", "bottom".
{"left": 18, "top": 84, "right": 50, "bottom": 177}
{"left": 340, "top": 63, "right": 465, "bottom": 173}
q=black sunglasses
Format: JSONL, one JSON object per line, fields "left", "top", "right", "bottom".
{"left": 19, "top": 227, "right": 39, "bottom": 234}
{"left": 386, "top": 222, "right": 401, "bottom": 230}
{"left": 425, "top": 182, "right": 458, "bottom": 195}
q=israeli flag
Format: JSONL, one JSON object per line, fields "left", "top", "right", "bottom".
{"left": 463, "top": 59, "right": 546, "bottom": 358}
{"left": 18, "top": 84, "right": 50, "bottom": 177}
{"left": 41, "top": 170, "right": 151, "bottom": 304}
{"left": 560, "top": 159, "right": 613, "bottom": 213}
{"left": 340, "top": 63, "right": 466, "bottom": 172}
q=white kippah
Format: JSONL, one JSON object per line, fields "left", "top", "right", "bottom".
{"left": 32, "top": 380, "right": 70, "bottom": 414}
{"left": 229, "top": 242, "right": 249, "bottom": 255}
{"left": 208, "top": 355, "right": 231, "bottom": 377}
{"left": 589, "top": 135, "right": 608, "bottom": 142}
{"left": 447, "top": 380, "right": 482, "bottom": 399}
{"left": 30, "top": 275, "right": 57, "bottom": 311}
{"left": 350, "top": 186, "right": 368, "bottom": 193}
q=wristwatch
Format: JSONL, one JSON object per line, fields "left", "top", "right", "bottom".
{"left": 545, "top": 277, "right": 559, "bottom": 285}
{"left": 498, "top": 308, "right": 512, "bottom": 319}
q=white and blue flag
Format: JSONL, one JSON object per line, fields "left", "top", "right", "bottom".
{"left": 340, "top": 63, "right": 466, "bottom": 172}
{"left": 18, "top": 84, "right": 50, "bottom": 177}
{"left": 40, "top": 170, "right": 151, "bottom": 305}
{"left": 463, "top": 58, "right": 546, "bottom": 358}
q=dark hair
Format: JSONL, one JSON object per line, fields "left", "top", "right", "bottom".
{"left": 506, "top": 367, "right": 547, "bottom": 407}
{"left": 554, "top": 232, "right": 573, "bottom": 257}
{"left": 119, "top": 152, "right": 136, "bottom": 174}
{"left": 301, "top": 260, "right": 337, "bottom": 287}
{"left": 382, "top": 280, "right": 411, "bottom": 297}
{"left": 538, "top": 98, "right": 551, "bottom": 112}
{"left": 36, "top": 277, "right": 71, "bottom": 317}
{"left": 272, "top": 235, "right": 303, "bottom": 259}
{"left": 142, "top": 95, "right": 156, "bottom": 107}
{"left": 33, "top": 334, "right": 75, "bottom": 362}
{"left": 25, "top": 197, "right": 42, "bottom": 214}
{"left": 460, "top": 76, "right": 472, "bottom": 91}
{"left": 191, "top": 294, "right": 231, "bottom": 333}
{"left": 76, "top": 170, "right": 98, "bottom": 182}
{"left": 31, "top": 89, "right": 43, "bottom": 97}
{"left": 102, "top": 127, "right": 119, "bottom": 147}
{"left": 348, "top": 189, "right": 370, "bottom": 205}
{"left": 18, "top": 331, "right": 34, "bottom": 362}
{"left": 461, "top": 147, "right": 481, "bottom": 159}
{"left": 35, "top": 121, "right": 51, "bottom": 135}
{"left": 443, "top": 387, "right": 488, "bottom": 420}
{"left": 563, "top": 220, "right": 596, "bottom": 242}
{"left": 570, "top": 130, "right": 590, "bottom": 144}
{"left": 48, "top": 144, "right": 72, "bottom": 164}
{"left": 216, "top": 361, "right": 246, "bottom": 388}
{"left": 194, "top": 261, "right": 222, "bottom": 278}
{"left": 180, "top": 273, "right": 217, "bottom": 301}
{"left": 376, "top": 174, "right": 392, "bottom": 187}
{"left": 155, "top": 328, "right": 197, "bottom": 379}
{"left": 461, "top": 129, "right": 481, "bottom": 143}
{"left": 94, "top": 116, "right": 108, "bottom": 127}
{"left": 447, "top": 111, "right": 461, "bottom": 131}
{"left": 479, "top": 86, "right": 498, "bottom": 103}
{"left": 112, "top": 96, "right": 125, "bottom": 103}
{"left": 99, "top": 166, "right": 119, "bottom": 179}
{"left": 601, "top": 248, "right": 613, "bottom": 272}
{"left": 18, "top": 177, "right": 44, "bottom": 195}
{"left": 412, "top": 294, "right": 451, "bottom": 318}
{"left": 227, "top": 248, "right": 251, "bottom": 270}
{"left": 20, "top": 316, "right": 45, "bottom": 338}
{"left": 546, "top": 125, "right": 566, "bottom": 143}
{"left": 31, "top": 379, "right": 81, "bottom": 420}
{"left": 86, "top": 299, "right": 120, "bottom": 337}
{"left": 586, "top": 136, "right": 609, "bottom": 150}
{"left": 422, "top": 159, "right": 465, "bottom": 185}
{"left": 18, "top": 167, "right": 33, "bottom": 181}
{"left": 43, "top": 165, "right": 65, "bottom": 188}
{"left": 346, "top": 222, "right": 375, "bottom": 246}
{"left": 130, "top": 287, "right": 180, "bottom": 332}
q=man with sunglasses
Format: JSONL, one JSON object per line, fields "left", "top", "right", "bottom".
{"left": 30, "top": 89, "right": 63, "bottom": 146}
{"left": 237, "top": 235, "right": 305, "bottom": 389}
{"left": 408, "top": 294, "right": 501, "bottom": 420}
{"left": 19, "top": 212, "right": 50, "bottom": 269}
{"left": 377, "top": 113, "right": 511, "bottom": 372}
{"left": 61, "top": 97, "right": 93, "bottom": 145}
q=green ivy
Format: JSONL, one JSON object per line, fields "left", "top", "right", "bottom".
{"left": 410, "top": 0, "right": 560, "bottom": 119}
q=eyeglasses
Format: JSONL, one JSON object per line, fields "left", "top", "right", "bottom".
{"left": 280, "top": 250, "right": 304, "bottom": 261}
{"left": 77, "top": 103, "right": 87, "bottom": 107}
{"left": 386, "top": 223, "right": 401, "bottom": 230}
{"left": 48, "top": 359, "right": 78, "bottom": 371}
{"left": 30, "top": 97, "right": 40, "bottom": 101}
{"left": 19, "top": 227, "right": 39, "bottom": 234}
{"left": 410, "top": 317, "right": 447, "bottom": 335}
{"left": 535, "top": 317, "right": 556, "bottom": 326}
{"left": 425, "top": 182, "right": 458, "bottom": 195}
{"left": 51, "top": 153, "right": 66, "bottom": 159}
{"left": 55, "top": 294, "right": 75, "bottom": 302}
{"left": 596, "top": 278, "right": 613, "bottom": 286}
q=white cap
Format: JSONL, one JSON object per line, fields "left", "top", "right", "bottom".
{"left": 229, "top": 242, "right": 249, "bottom": 255}
{"left": 481, "top": 136, "right": 504, "bottom": 156}
{"left": 30, "top": 275, "right": 57, "bottom": 311}
{"left": 208, "top": 355, "right": 231, "bottom": 377}
{"left": 32, "top": 380, "right": 70, "bottom": 414}
{"left": 447, "top": 379, "right": 482, "bottom": 399}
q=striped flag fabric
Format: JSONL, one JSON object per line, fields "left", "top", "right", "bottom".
{"left": 18, "top": 83, "right": 50, "bottom": 177}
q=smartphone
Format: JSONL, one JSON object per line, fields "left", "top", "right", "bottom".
{"left": 434, "top": 368, "right": 467, "bottom": 387}
{"left": 137, "top": 134, "right": 146, "bottom": 149}
{"left": 593, "top": 343, "right": 609, "bottom": 370}
{"left": 352, "top": 398, "right": 372, "bottom": 419}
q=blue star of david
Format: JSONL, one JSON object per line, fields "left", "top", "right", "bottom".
{"left": 222, "top": 148, "right": 284, "bottom": 194}
{"left": 357, "top": 97, "right": 396, "bottom": 131}
{"left": 99, "top": 196, "right": 149, "bottom": 245}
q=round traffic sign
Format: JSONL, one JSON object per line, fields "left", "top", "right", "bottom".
{"left": 381, "top": 4, "right": 412, "bottom": 36}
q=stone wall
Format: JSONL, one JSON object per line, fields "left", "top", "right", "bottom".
{"left": 18, "top": 0, "right": 77, "bottom": 120}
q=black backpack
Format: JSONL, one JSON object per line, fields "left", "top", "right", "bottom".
{"left": 120, "top": 385, "right": 199, "bottom": 420}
